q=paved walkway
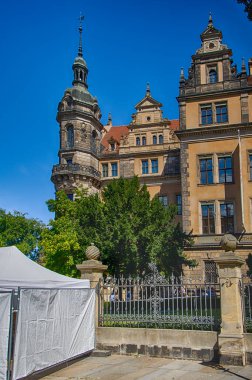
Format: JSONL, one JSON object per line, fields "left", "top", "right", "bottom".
{"left": 42, "top": 354, "right": 252, "bottom": 380}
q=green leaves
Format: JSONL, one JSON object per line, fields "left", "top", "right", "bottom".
{"left": 40, "top": 177, "right": 193, "bottom": 277}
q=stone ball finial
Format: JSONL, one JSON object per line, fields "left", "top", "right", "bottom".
{"left": 86, "top": 243, "right": 100, "bottom": 260}
{"left": 220, "top": 233, "right": 237, "bottom": 252}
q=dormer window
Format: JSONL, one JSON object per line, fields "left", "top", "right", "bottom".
{"left": 110, "top": 143, "right": 115, "bottom": 151}
{"left": 209, "top": 69, "right": 217, "bottom": 83}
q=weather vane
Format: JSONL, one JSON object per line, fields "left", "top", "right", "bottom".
{"left": 78, "top": 12, "right": 84, "bottom": 57}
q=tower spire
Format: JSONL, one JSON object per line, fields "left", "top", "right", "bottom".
{"left": 78, "top": 13, "right": 84, "bottom": 57}
{"left": 146, "top": 82, "right": 151, "bottom": 97}
{"left": 208, "top": 12, "right": 213, "bottom": 27}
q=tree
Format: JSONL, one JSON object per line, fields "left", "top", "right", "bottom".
{"left": 237, "top": 0, "right": 252, "bottom": 20}
{"left": 0, "top": 208, "right": 44, "bottom": 260}
{"left": 41, "top": 177, "right": 193, "bottom": 277}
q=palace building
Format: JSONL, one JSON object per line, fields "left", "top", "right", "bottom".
{"left": 51, "top": 16, "right": 252, "bottom": 279}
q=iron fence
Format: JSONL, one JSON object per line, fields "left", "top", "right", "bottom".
{"left": 242, "top": 276, "right": 252, "bottom": 332}
{"left": 98, "top": 263, "right": 220, "bottom": 331}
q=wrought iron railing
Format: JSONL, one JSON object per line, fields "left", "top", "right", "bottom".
{"left": 52, "top": 163, "right": 101, "bottom": 179}
{"left": 98, "top": 264, "right": 220, "bottom": 331}
{"left": 242, "top": 276, "right": 252, "bottom": 332}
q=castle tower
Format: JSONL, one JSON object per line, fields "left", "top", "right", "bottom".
{"left": 51, "top": 16, "right": 103, "bottom": 198}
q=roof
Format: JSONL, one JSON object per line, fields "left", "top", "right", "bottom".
{"left": 169, "top": 119, "right": 179, "bottom": 131}
{"left": 101, "top": 125, "right": 129, "bottom": 152}
{"left": 0, "top": 246, "right": 90, "bottom": 289}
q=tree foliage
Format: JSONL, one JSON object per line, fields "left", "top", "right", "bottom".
{"left": 40, "top": 177, "right": 193, "bottom": 277}
{"left": 237, "top": 0, "right": 252, "bottom": 20}
{"left": 0, "top": 208, "right": 44, "bottom": 259}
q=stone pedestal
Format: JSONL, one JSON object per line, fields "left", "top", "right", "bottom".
{"left": 77, "top": 259, "right": 108, "bottom": 327}
{"left": 215, "top": 251, "right": 245, "bottom": 365}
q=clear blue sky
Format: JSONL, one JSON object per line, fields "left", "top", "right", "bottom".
{"left": 0, "top": 0, "right": 251, "bottom": 224}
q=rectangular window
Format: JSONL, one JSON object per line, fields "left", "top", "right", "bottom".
{"left": 218, "top": 156, "right": 233, "bottom": 183}
{"left": 142, "top": 160, "right": 149, "bottom": 174}
{"left": 102, "top": 163, "right": 108, "bottom": 177}
{"left": 249, "top": 154, "right": 252, "bottom": 180}
{"left": 201, "top": 105, "right": 213, "bottom": 125}
{"left": 216, "top": 103, "right": 228, "bottom": 123}
{"left": 159, "top": 195, "right": 168, "bottom": 207}
{"left": 220, "top": 202, "right": 234, "bottom": 233}
{"left": 199, "top": 157, "right": 213, "bottom": 184}
{"left": 201, "top": 204, "right": 215, "bottom": 234}
{"left": 111, "top": 162, "right": 118, "bottom": 177}
{"left": 176, "top": 194, "right": 182, "bottom": 215}
{"left": 67, "top": 193, "right": 74, "bottom": 201}
{"left": 151, "top": 159, "right": 158, "bottom": 173}
{"left": 165, "top": 155, "right": 180, "bottom": 175}
{"left": 205, "top": 261, "right": 218, "bottom": 283}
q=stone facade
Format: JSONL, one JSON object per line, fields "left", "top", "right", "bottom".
{"left": 52, "top": 17, "right": 252, "bottom": 278}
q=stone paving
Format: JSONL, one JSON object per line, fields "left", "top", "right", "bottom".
{"left": 42, "top": 354, "right": 252, "bottom": 380}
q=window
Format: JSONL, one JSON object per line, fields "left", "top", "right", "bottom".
{"left": 216, "top": 104, "right": 228, "bottom": 123}
{"left": 201, "top": 204, "right": 215, "bottom": 234}
{"left": 205, "top": 261, "right": 218, "bottom": 283}
{"left": 67, "top": 193, "right": 74, "bottom": 201}
{"left": 249, "top": 154, "right": 252, "bottom": 180}
{"left": 209, "top": 69, "right": 217, "bottom": 83}
{"left": 111, "top": 162, "right": 118, "bottom": 177}
{"left": 201, "top": 105, "right": 213, "bottom": 125}
{"left": 218, "top": 156, "right": 233, "bottom": 183}
{"left": 199, "top": 158, "right": 213, "bottom": 184}
{"left": 147, "top": 116, "right": 151, "bottom": 121}
{"left": 66, "top": 158, "right": 72, "bottom": 164}
{"left": 142, "top": 160, "right": 149, "bottom": 174}
{"left": 159, "top": 195, "right": 168, "bottom": 207}
{"left": 159, "top": 135, "right": 164, "bottom": 144}
{"left": 110, "top": 143, "right": 115, "bottom": 151}
{"left": 151, "top": 159, "right": 158, "bottom": 173}
{"left": 142, "top": 136, "right": 146, "bottom": 145}
{"left": 220, "top": 202, "right": 234, "bottom": 233}
{"left": 176, "top": 194, "right": 182, "bottom": 215}
{"left": 136, "top": 137, "right": 140, "bottom": 146}
{"left": 66, "top": 125, "right": 74, "bottom": 148}
{"left": 153, "top": 135, "right": 157, "bottom": 145}
{"left": 102, "top": 163, "right": 108, "bottom": 177}
{"left": 165, "top": 155, "right": 180, "bottom": 175}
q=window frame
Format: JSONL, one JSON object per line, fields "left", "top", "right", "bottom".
{"left": 176, "top": 194, "right": 182, "bottom": 215}
{"left": 153, "top": 135, "right": 157, "bottom": 145}
{"left": 218, "top": 155, "right": 233, "bottom": 184}
{"left": 199, "top": 157, "right": 214, "bottom": 185}
{"left": 151, "top": 159, "right": 158, "bottom": 174}
{"left": 158, "top": 195, "right": 168, "bottom": 208}
{"left": 136, "top": 136, "right": 140, "bottom": 146}
{"left": 142, "top": 159, "right": 149, "bottom": 175}
{"left": 216, "top": 103, "right": 228, "bottom": 123}
{"left": 111, "top": 162, "right": 118, "bottom": 177}
{"left": 220, "top": 202, "right": 235, "bottom": 234}
{"left": 142, "top": 136, "right": 146, "bottom": 146}
{"left": 102, "top": 163, "right": 109, "bottom": 177}
{"left": 248, "top": 152, "right": 252, "bottom": 180}
{"left": 200, "top": 104, "right": 213, "bottom": 125}
{"left": 201, "top": 203, "right": 216, "bottom": 235}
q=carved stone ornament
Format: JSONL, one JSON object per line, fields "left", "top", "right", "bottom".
{"left": 86, "top": 243, "right": 100, "bottom": 260}
{"left": 220, "top": 233, "right": 237, "bottom": 252}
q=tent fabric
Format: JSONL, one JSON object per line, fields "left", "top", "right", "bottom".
{"left": 13, "top": 288, "right": 95, "bottom": 379}
{"left": 0, "top": 246, "right": 89, "bottom": 289}
{"left": 0, "top": 291, "right": 12, "bottom": 380}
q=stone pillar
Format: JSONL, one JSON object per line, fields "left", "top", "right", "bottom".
{"left": 76, "top": 244, "right": 108, "bottom": 327}
{"left": 215, "top": 234, "right": 245, "bottom": 365}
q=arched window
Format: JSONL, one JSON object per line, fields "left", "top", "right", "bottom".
{"left": 159, "top": 134, "right": 163, "bottom": 144}
{"left": 142, "top": 136, "right": 146, "bottom": 145}
{"left": 67, "top": 125, "right": 74, "bottom": 148}
{"left": 153, "top": 135, "right": 157, "bottom": 145}
{"left": 136, "top": 137, "right": 140, "bottom": 146}
{"left": 209, "top": 69, "right": 217, "bottom": 83}
{"left": 80, "top": 71, "right": 83, "bottom": 80}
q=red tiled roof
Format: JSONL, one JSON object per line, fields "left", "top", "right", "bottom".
{"left": 169, "top": 119, "right": 179, "bottom": 130}
{"left": 101, "top": 126, "right": 129, "bottom": 151}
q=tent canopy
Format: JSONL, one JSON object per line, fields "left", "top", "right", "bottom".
{"left": 0, "top": 246, "right": 89, "bottom": 289}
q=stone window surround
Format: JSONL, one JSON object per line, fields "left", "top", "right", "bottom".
{"left": 141, "top": 158, "right": 159, "bottom": 175}
{"left": 206, "top": 64, "right": 218, "bottom": 84}
{"left": 197, "top": 152, "right": 233, "bottom": 185}
{"left": 101, "top": 161, "right": 119, "bottom": 178}
{"left": 198, "top": 200, "right": 236, "bottom": 235}
{"left": 199, "top": 101, "right": 228, "bottom": 126}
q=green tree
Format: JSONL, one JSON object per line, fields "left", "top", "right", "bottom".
{"left": 237, "top": 0, "right": 252, "bottom": 20}
{"left": 0, "top": 208, "right": 44, "bottom": 259}
{"left": 41, "top": 177, "right": 193, "bottom": 277}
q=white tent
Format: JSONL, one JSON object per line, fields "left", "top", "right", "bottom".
{"left": 0, "top": 246, "right": 89, "bottom": 289}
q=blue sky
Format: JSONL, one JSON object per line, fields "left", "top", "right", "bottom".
{"left": 0, "top": 0, "right": 251, "bottom": 224}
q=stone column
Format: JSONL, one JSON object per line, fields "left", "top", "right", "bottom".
{"left": 215, "top": 234, "right": 245, "bottom": 366}
{"left": 77, "top": 244, "right": 108, "bottom": 327}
